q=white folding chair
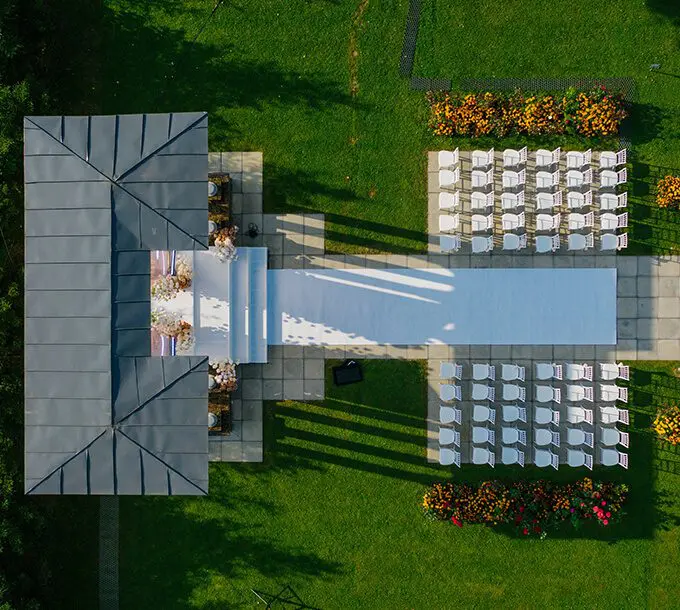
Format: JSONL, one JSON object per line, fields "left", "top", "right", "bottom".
{"left": 536, "top": 147, "right": 560, "bottom": 167}
{"left": 567, "top": 428, "right": 594, "bottom": 448}
{"left": 502, "top": 404, "right": 527, "bottom": 423}
{"left": 536, "top": 213, "right": 561, "bottom": 231}
{"left": 501, "top": 191, "right": 525, "bottom": 210}
{"left": 471, "top": 447, "right": 495, "bottom": 467}
{"left": 440, "top": 383, "right": 462, "bottom": 402}
{"left": 439, "top": 447, "right": 461, "bottom": 467}
{"left": 502, "top": 233, "right": 527, "bottom": 251}
{"left": 472, "top": 383, "right": 494, "bottom": 401}
{"left": 438, "top": 148, "right": 459, "bottom": 169}
{"left": 439, "top": 234, "right": 462, "bottom": 253}
{"left": 471, "top": 169, "right": 494, "bottom": 188}
{"left": 568, "top": 212, "right": 594, "bottom": 230}
{"left": 438, "top": 214, "right": 460, "bottom": 233}
{"left": 439, "top": 405, "right": 462, "bottom": 425}
{"left": 566, "top": 384, "right": 594, "bottom": 402}
{"left": 601, "top": 407, "right": 629, "bottom": 425}
{"left": 535, "top": 234, "right": 560, "bottom": 253}
{"left": 566, "top": 406, "right": 593, "bottom": 424}
{"left": 439, "top": 168, "right": 460, "bottom": 189}
{"left": 501, "top": 447, "right": 525, "bottom": 466}
{"left": 439, "top": 427, "right": 461, "bottom": 447}
{"left": 600, "top": 168, "right": 627, "bottom": 187}
{"left": 501, "top": 212, "right": 525, "bottom": 231}
{"left": 567, "top": 232, "right": 594, "bottom": 251}
{"left": 601, "top": 212, "right": 628, "bottom": 231}
{"left": 438, "top": 191, "right": 460, "bottom": 210}
{"left": 600, "top": 232, "right": 627, "bottom": 251}
{"left": 534, "top": 406, "right": 560, "bottom": 425}
{"left": 536, "top": 170, "right": 560, "bottom": 189}
{"left": 599, "top": 426, "right": 628, "bottom": 448}
{"left": 470, "top": 190, "right": 495, "bottom": 211}
{"left": 534, "top": 448, "right": 559, "bottom": 470}
{"left": 502, "top": 426, "right": 526, "bottom": 445}
{"left": 599, "top": 148, "right": 627, "bottom": 169}
{"left": 599, "top": 192, "right": 627, "bottom": 210}
{"left": 567, "top": 190, "right": 589, "bottom": 210}
{"left": 472, "top": 148, "right": 494, "bottom": 168}
{"left": 536, "top": 190, "right": 561, "bottom": 211}
{"left": 501, "top": 364, "right": 525, "bottom": 381}
{"left": 566, "top": 169, "right": 591, "bottom": 187}
{"left": 503, "top": 146, "right": 527, "bottom": 167}
{"left": 536, "top": 385, "right": 559, "bottom": 404}
{"left": 566, "top": 149, "right": 592, "bottom": 169}
{"left": 502, "top": 169, "right": 526, "bottom": 188}
{"left": 535, "top": 362, "right": 561, "bottom": 380}
{"left": 567, "top": 449, "right": 593, "bottom": 470}
{"left": 600, "top": 448, "right": 628, "bottom": 469}
{"left": 473, "top": 404, "right": 496, "bottom": 424}
{"left": 502, "top": 383, "right": 525, "bottom": 402}
{"left": 440, "top": 361, "right": 463, "bottom": 379}
{"left": 472, "top": 363, "right": 495, "bottom": 381}
{"left": 471, "top": 213, "right": 494, "bottom": 232}
{"left": 472, "top": 426, "right": 495, "bottom": 445}
{"left": 471, "top": 235, "right": 494, "bottom": 253}
{"left": 565, "top": 363, "right": 592, "bottom": 381}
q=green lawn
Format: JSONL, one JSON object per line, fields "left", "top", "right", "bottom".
{"left": 97, "top": 1, "right": 680, "bottom": 254}
{"left": 118, "top": 360, "right": 680, "bottom": 609}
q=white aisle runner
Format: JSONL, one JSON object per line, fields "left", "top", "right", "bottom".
{"left": 267, "top": 268, "right": 617, "bottom": 346}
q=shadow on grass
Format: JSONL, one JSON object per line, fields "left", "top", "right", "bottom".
{"left": 101, "top": 1, "right": 364, "bottom": 143}
{"left": 628, "top": 102, "right": 667, "bottom": 146}
{"left": 119, "top": 489, "right": 344, "bottom": 609}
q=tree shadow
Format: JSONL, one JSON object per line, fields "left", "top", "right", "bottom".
{"left": 646, "top": 0, "right": 680, "bottom": 22}
{"left": 119, "top": 489, "right": 344, "bottom": 609}
{"left": 100, "top": 2, "right": 362, "bottom": 142}
{"left": 627, "top": 102, "right": 666, "bottom": 146}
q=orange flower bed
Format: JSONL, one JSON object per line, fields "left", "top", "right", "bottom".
{"left": 656, "top": 176, "right": 680, "bottom": 209}
{"left": 427, "top": 87, "right": 627, "bottom": 139}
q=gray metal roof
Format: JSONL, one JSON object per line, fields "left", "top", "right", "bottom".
{"left": 24, "top": 112, "right": 209, "bottom": 495}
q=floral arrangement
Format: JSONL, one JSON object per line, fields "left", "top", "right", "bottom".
{"left": 427, "top": 86, "right": 627, "bottom": 139}
{"left": 656, "top": 176, "right": 680, "bottom": 209}
{"left": 150, "top": 308, "right": 194, "bottom": 353}
{"left": 653, "top": 406, "right": 680, "bottom": 444}
{"left": 423, "top": 478, "right": 628, "bottom": 537}
{"left": 213, "top": 225, "right": 239, "bottom": 263}
{"left": 208, "top": 359, "right": 238, "bottom": 392}
{"left": 150, "top": 253, "right": 193, "bottom": 300}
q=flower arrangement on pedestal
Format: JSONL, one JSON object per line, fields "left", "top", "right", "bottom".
{"left": 150, "top": 253, "right": 193, "bottom": 300}
{"left": 150, "top": 308, "right": 194, "bottom": 353}
{"left": 422, "top": 477, "right": 628, "bottom": 537}
{"left": 656, "top": 176, "right": 680, "bottom": 209}
{"left": 208, "top": 359, "right": 238, "bottom": 392}
{"left": 653, "top": 406, "right": 680, "bottom": 444}
{"left": 212, "top": 225, "right": 239, "bottom": 263}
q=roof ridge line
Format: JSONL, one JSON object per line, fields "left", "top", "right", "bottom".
{"left": 116, "top": 111, "right": 208, "bottom": 182}
{"left": 25, "top": 115, "right": 209, "bottom": 250}
{"left": 25, "top": 428, "right": 109, "bottom": 495}
{"left": 116, "top": 429, "right": 208, "bottom": 495}
{"left": 115, "top": 356, "right": 209, "bottom": 426}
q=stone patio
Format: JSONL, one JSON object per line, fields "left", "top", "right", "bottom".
{"left": 207, "top": 150, "right": 680, "bottom": 466}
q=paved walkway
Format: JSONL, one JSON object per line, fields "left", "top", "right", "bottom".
{"left": 208, "top": 151, "right": 680, "bottom": 465}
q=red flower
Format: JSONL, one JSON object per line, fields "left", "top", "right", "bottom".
{"left": 603, "top": 519, "right": 609, "bottom": 525}
{"left": 523, "top": 528, "right": 529, "bottom": 535}
{"left": 606, "top": 512, "right": 611, "bottom": 518}
{"left": 601, "top": 501, "right": 607, "bottom": 506}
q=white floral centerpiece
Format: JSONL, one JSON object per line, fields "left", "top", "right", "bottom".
{"left": 213, "top": 225, "right": 239, "bottom": 263}
{"left": 208, "top": 359, "right": 238, "bottom": 392}
{"left": 151, "top": 308, "right": 195, "bottom": 353}
{"left": 150, "top": 252, "right": 193, "bottom": 300}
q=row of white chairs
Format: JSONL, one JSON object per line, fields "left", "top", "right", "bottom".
{"left": 440, "top": 383, "right": 628, "bottom": 404}
{"left": 441, "top": 361, "right": 629, "bottom": 384}
{"left": 438, "top": 148, "right": 627, "bottom": 172}
{"left": 440, "top": 404, "right": 629, "bottom": 426}
{"left": 441, "top": 424, "right": 628, "bottom": 449}
{"left": 439, "top": 168, "right": 628, "bottom": 190}
{"left": 440, "top": 446, "right": 628, "bottom": 469}
{"left": 439, "top": 211, "right": 628, "bottom": 234}
{"left": 439, "top": 190, "right": 628, "bottom": 211}
{"left": 439, "top": 232, "right": 628, "bottom": 253}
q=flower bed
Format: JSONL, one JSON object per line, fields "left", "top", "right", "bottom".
{"left": 210, "top": 225, "right": 239, "bottom": 262}
{"left": 208, "top": 359, "right": 238, "bottom": 392}
{"left": 150, "top": 253, "right": 193, "bottom": 300}
{"left": 427, "top": 87, "right": 627, "bottom": 139}
{"left": 423, "top": 477, "right": 628, "bottom": 537}
{"left": 653, "top": 405, "right": 680, "bottom": 444}
{"left": 656, "top": 176, "right": 680, "bottom": 209}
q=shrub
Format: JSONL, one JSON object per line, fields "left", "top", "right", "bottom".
{"left": 427, "top": 87, "right": 627, "bottom": 139}
{"left": 653, "top": 406, "right": 680, "bottom": 444}
{"left": 656, "top": 176, "right": 680, "bottom": 209}
{"left": 423, "top": 477, "right": 628, "bottom": 536}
